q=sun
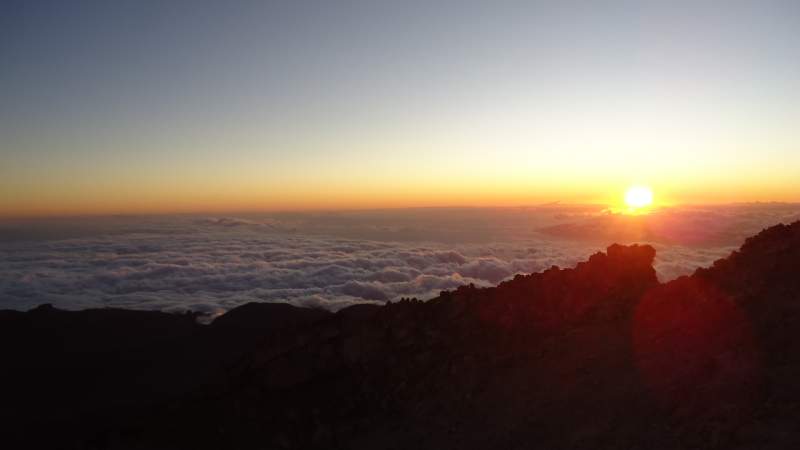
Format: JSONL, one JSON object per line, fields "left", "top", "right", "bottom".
{"left": 624, "top": 185, "right": 654, "bottom": 210}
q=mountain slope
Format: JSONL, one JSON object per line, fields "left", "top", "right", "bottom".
{"left": 137, "top": 222, "right": 800, "bottom": 449}
{"left": 3, "top": 222, "right": 800, "bottom": 449}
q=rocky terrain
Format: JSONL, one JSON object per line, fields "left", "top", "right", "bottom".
{"left": 2, "top": 221, "right": 800, "bottom": 449}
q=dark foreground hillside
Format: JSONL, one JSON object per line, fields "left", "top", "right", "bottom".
{"left": 2, "top": 222, "right": 800, "bottom": 449}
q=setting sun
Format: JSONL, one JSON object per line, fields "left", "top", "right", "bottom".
{"left": 625, "top": 185, "right": 654, "bottom": 209}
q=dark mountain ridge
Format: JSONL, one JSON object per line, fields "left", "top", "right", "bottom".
{"left": 2, "top": 221, "right": 800, "bottom": 449}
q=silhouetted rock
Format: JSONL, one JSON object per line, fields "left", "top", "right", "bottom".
{"left": 210, "top": 302, "right": 331, "bottom": 332}
{"left": 3, "top": 222, "right": 800, "bottom": 449}
{"left": 208, "top": 301, "right": 331, "bottom": 357}
{"left": 0, "top": 301, "right": 332, "bottom": 449}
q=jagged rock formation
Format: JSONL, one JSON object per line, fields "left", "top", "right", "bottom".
{"left": 2, "top": 222, "right": 800, "bottom": 449}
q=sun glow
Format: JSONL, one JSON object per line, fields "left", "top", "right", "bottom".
{"left": 624, "top": 185, "right": 654, "bottom": 211}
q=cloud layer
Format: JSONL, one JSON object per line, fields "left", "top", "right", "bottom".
{"left": 2, "top": 205, "right": 797, "bottom": 316}
{"left": 0, "top": 229, "right": 590, "bottom": 316}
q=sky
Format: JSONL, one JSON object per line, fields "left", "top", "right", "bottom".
{"left": 2, "top": 0, "right": 800, "bottom": 217}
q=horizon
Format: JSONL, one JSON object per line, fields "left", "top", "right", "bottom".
{"left": 3, "top": 199, "right": 800, "bottom": 220}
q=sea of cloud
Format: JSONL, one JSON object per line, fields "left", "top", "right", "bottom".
{"left": 1, "top": 204, "right": 798, "bottom": 316}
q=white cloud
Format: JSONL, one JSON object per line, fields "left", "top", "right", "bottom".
{"left": 1, "top": 204, "right": 796, "bottom": 313}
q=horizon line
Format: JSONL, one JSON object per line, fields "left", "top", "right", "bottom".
{"left": 2, "top": 200, "right": 799, "bottom": 221}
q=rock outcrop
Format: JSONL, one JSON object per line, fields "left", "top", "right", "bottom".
{"left": 3, "top": 222, "right": 800, "bottom": 449}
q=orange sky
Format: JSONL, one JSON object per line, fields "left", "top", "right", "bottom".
{"left": 3, "top": 170, "right": 798, "bottom": 218}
